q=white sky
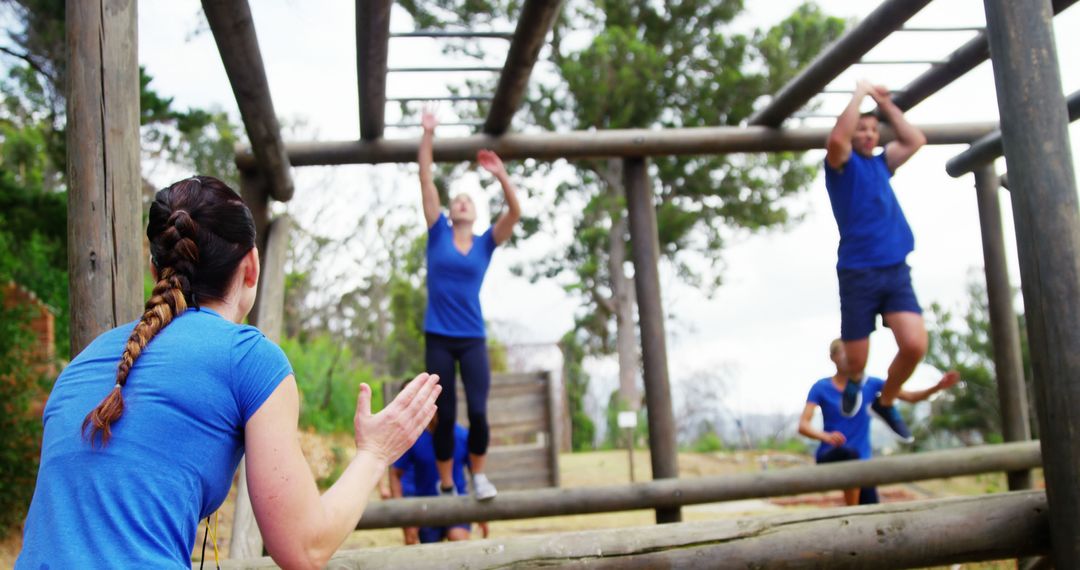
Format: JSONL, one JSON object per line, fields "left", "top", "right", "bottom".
{"left": 136, "top": 1, "right": 1080, "bottom": 420}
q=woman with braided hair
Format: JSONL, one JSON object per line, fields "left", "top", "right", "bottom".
{"left": 17, "top": 176, "right": 441, "bottom": 569}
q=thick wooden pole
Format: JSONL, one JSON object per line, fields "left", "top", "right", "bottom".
{"left": 235, "top": 122, "right": 997, "bottom": 167}
{"left": 229, "top": 215, "right": 290, "bottom": 559}
{"left": 748, "top": 0, "right": 933, "bottom": 127}
{"left": 65, "top": 0, "right": 142, "bottom": 357}
{"left": 482, "top": 0, "right": 563, "bottom": 135}
{"left": 623, "top": 157, "right": 679, "bottom": 524}
{"left": 353, "top": 441, "right": 1040, "bottom": 529}
{"left": 973, "top": 164, "right": 1032, "bottom": 491}
{"left": 202, "top": 0, "right": 294, "bottom": 202}
{"left": 982, "top": 0, "right": 1080, "bottom": 566}
{"left": 220, "top": 491, "right": 1050, "bottom": 569}
{"left": 356, "top": 0, "right": 391, "bottom": 140}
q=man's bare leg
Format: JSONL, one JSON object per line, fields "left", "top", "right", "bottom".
{"left": 880, "top": 311, "right": 928, "bottom": 405}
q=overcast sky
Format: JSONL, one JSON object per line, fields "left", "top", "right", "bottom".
{"left": 136, "top": 1, "right": 1080, "bottom": 421}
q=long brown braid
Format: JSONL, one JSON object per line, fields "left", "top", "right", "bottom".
{"left": 82, "top": 177, "right": 255, "bottom": 447}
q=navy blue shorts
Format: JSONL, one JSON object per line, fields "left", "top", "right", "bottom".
{"left": 419, "top": 523, "right": 471, "bottom": 543}
{"left": 838, "top": 262, "right": 921, "bottom": 341}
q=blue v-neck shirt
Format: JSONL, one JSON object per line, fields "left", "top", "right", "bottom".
{"left": 425, "top": 213, "right": 496, "bottom": 338}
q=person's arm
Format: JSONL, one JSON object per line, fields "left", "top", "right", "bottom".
{"left": 875, "top": 88, "right": 927, "bottom": 173}
{"left": 825, "top": 80, "right": 872, "bottom": 170}
{"left": 478, "top": 149, "right": 521, "bottom": 246}
{"left": 798, "top": 401, "right": 846, "bottom": 447}
{"left": 419, "top": 111, "right": 442, "bottom": 229}
{"left": 244, "top": 373, "right": 440, "bottom": 570}
{"left": 897, "top": 371, "right": 960, "bottom": 403}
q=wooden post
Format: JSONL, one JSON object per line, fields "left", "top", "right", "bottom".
{"left": 65, "top": 0, "right": 142, "bottom": 357}
{"left": 224, "top": 492, "right": 1050, "bottom": 569}
{"left": 972, "top": 163, "right": 1032, "bottom": 491}
{"left": 543, "top": 371, "right": 561, "bottom": 487}
{"left": 234, "top": 122, "right": 997, "bottom": 167}
{"left": 356, "top": 0, "right": 391, "bottom": 140}
{"left": 229, "top": 215, "right": 291, "bottom": 558}
{"left": 623, "top": 157, "right": 680, "bottom": 524}
{"left": 982, "top": 0, "right": 1080, "bottom": 566}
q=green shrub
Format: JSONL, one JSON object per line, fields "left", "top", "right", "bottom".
{"left": 280, "top": 335, "right": 384, "bottom": 434}
{"left": 691, "top": 431, "right": 725, "bottom": 453}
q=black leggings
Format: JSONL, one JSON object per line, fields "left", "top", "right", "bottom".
{"left": 817, "top": 446, "right": 880, "bottom": 505}
{"left": 426, "top": 333, "right": 491, "bottom": 461}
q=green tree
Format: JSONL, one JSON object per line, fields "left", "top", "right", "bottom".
{"left": 559, "top": 330, "right": 595, "bottom": 450}
{"left": 923, "top": 281, "right": 1033, "bottom": 446}
{"left": 400, "top": 1, "right": 846, "bottom": 417}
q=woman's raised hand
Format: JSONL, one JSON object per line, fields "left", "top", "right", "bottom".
{"left": 353, "top": 373, "right": 441, "bottom": 466}
{"left": 477, "top": 149, "right": 507, "bottom": 177}
{"left": 421, "top": 110, "right": 439, "bottom": 133}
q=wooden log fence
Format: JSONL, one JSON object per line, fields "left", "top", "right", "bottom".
{"left": 353, "top": 441, "right": 1040, "bottom": 530}
{"left": 208, "top": 490, "right": 1050, "bottom": 569}
{"left": 235, "top": 122, "right": 997, "bottom": 167}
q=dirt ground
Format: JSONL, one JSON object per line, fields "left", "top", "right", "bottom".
{"left": 0, "top": 434, "right": 1040, "bottom": 569}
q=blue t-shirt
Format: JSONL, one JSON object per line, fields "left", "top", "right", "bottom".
{"left": 17, "top": 308, "right": 292, "bottom": 569}
{"left": 806, "top": 376, "right": 886, "bottom": 461}
{"left": 425, "top": 213, "right": 496, "bottom": 338}
{"left": 393, "top": 425, "right": 470, "bottom": 497}
{"left": 824, "top": 151, "right": 915, "bottom": 269}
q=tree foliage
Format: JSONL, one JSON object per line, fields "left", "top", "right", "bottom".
{"left": 922, "top": 281, "right": 1034, "bottom": 446}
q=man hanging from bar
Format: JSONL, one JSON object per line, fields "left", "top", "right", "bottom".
{"left": 822, "top": 79, "right": 928, "bottom": 442}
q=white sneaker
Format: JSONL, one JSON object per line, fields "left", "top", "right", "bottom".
{"left": 472, "top": 473, "right": 497, "bottom": 501}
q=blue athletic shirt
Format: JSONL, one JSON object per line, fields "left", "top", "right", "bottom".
{"left": 393, "top": 425, "right": 470, "bottom": 496}
{"left": 17, "top": 307, "right": 292, "bottom": 569}
{"left": 806, "top": 376, "right": 886, "bottom": 461}
{"left": 425, "top": 213, "right": 497, "bottom": 338}
{"left": 824, "top": 151, "right": 915, "bottom": 269}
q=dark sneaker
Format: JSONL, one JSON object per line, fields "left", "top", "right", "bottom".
{"left": 841, "top": 378, "right": 863, "bottom": 417}
{"left": 438, "top": 484, "right": 459, "bottom": 498}
{"left": 871, "top": 396, "right": 914, "bottom": 443}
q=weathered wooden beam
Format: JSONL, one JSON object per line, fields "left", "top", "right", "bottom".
{"left": 890, "top": 0, "right": 1078, "bottom": 113}
{"left": 356, "top": 0, "right": 391, "bottom": 140}
{"left": 973, "top": 164, "right": 1032, "bottom": 491}
{"left": 982, "top": 1, "right": 1080, "bottom": 566}
{"left": 65, "top": 0, "right": 142, "bottom": 357}
{"left": 210, "top": 491, "right": 1050, "bottom": 569}
{"left": 351, "top": 441, "right": 1039, "bottom": 529}
{"left": 624, "top": 157, "right": 680, "bottom": 524}
{"left": 946, "top": 88, "right": 1080, "bottom": 177}
{"left": 483, "top": 0, "right": 563, "bottom": 135}
{"left": 201, "top": 0, "right": 294, "bottom": 202}
{"left": 236, "top": 122, "right": 996, "bottom": 167}
{"left": 747, "top": 0, "right": 933, "bottom": 127}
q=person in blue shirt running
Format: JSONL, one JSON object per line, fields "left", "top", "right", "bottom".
{"left": 824, "top": 79, "right": 930, "bottom": 442}
{"left": 17, "top": 176, "right": 441, "bottom": 569}
{"left": 799, "top": 339, "right": 959, "bottom": 505}
{"left": 389, "top": 417, "right": 489, "bottom": 544}
{"left": 418, "top": 110, "right": 521, "bottom": 501}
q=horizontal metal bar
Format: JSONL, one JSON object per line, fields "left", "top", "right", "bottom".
{"left": 791, "top": 112, "right": 841, "bottom": 119}
{"left": 898, "top": 26, "right": 985, "bottom": 32}
{"left": 234, "top": 121, "right": 997, "bottom": 167}
{"left": 390, "top": 30, "right": 515, "bottom": 39}
{"left": 386, "top": 95, "right": 493, "bottom": 102}
{"left": 387, "top": 66, "right": 503, "bottom": 73}
{"left": 856, "top": 59, "right": 946, "bottom": 65}
{"left": 819, "top": 88, "right": 905, "bottom": 95}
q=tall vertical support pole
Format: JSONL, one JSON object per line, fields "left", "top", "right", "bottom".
{"left": 356, "top": 0, "right": 391, "bottom": 140}
{"left": 228, "top": 213, "right": 291, "bottom": 559}
{"left": 982, "top": 1, "right": 1080, "bottom": 566}
{"left": 239, "top": 169, "right": 270, "bottom": 328}
{"left": 65, "top": 0, "right": 142, "bottom": 357}
{"left": 623, "top": 157, "right": 681, "bottom": 524}
{"left": 972, "top": 164, "right": 1032, "bottom": 491}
